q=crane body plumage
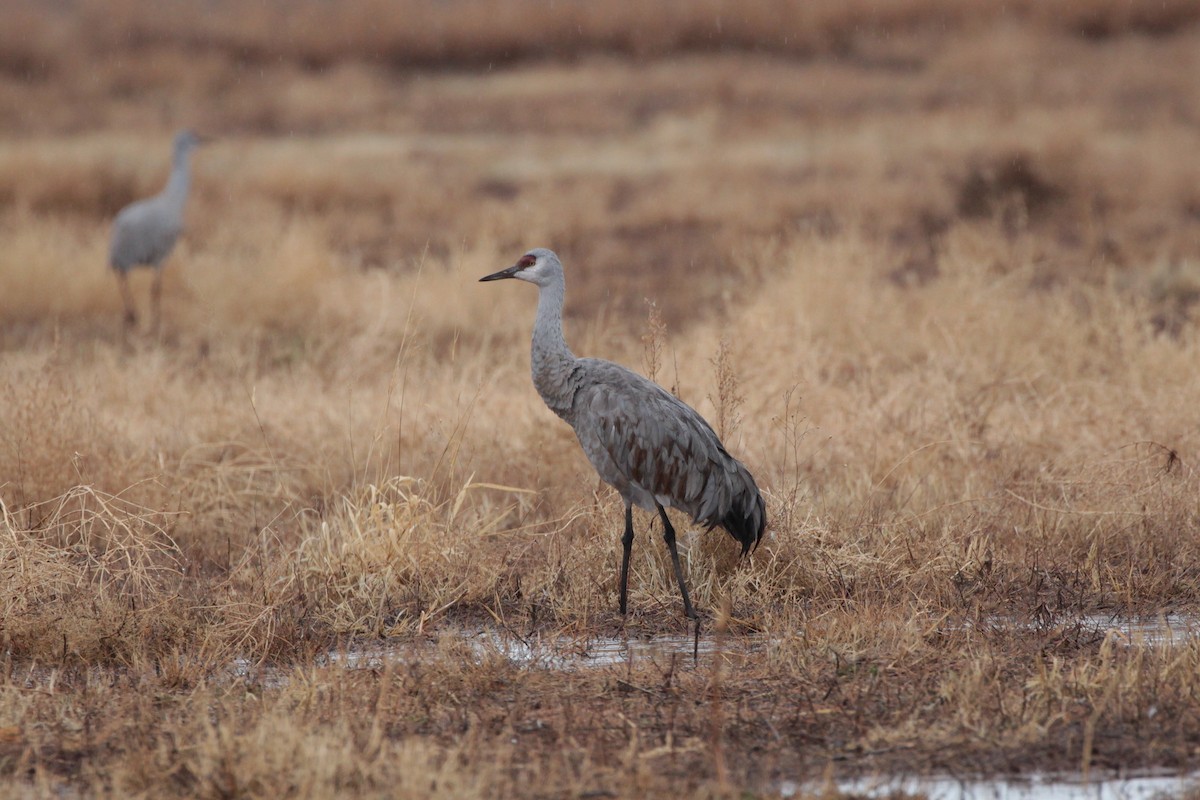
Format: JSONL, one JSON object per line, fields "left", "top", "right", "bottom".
{"left": 481, "top": 247, "right": 766, "bottom": 618}
{"left": 110, "top": 199, "right": 184, "bottom": 270}
{"left": 109, "top": 129, "right": 203, "bottom": 328}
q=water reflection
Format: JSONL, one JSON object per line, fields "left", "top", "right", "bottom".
{"left": 783, "top": 770, "right": 1200, "bottom": 800}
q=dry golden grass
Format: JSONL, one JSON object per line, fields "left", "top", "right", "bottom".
{"left": 3, "top": 3, "right": 1200, "bottom": 797}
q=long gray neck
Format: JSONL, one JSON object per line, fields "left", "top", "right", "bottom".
{"left": 530, "top": 273, "right": 578, "bottom": 417}
{"left": 161, "top": 148, "right": 193, "bottom": 215}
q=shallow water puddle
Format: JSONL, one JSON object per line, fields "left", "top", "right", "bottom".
{"left": 783, "top": 770, "right": 1200, "bottom": 800}
{"left": 230, "top": 612, "right": 1200, "bottom": 687}
{"left": 230, "top": 629, "right": 754, "bottom": 685}
{"left": 318, "top": 612, "right": 1199, "bottom": 674}
{"left": 967, "top": 613, "right": 1200, "bottom": 647}
{"left": 1076, "top": 613, "right": 1199, "bottom": 646}
{"left": 316, "top": 628, "right": 757, "bottom": 671}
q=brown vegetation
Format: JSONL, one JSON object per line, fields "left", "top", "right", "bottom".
{"left": 2, "top": 2, "right": 1200, "bottom": 797}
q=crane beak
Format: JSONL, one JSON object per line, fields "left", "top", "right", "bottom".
{"left": 479, "top": 264, "right": 521, "bottom": 282}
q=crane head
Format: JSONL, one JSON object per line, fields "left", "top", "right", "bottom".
{"left": 479, "top": 248, "right": 562, "bottom": 287}
{"left": 173, "top": 129, "right": 211, "bottom": 156}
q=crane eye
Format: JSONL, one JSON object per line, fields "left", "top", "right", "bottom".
{"left": 518, "top": 255, "right": 537, "bottom": 269}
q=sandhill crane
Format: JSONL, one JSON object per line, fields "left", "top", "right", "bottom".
{"left": 109, "top": 129, "right": 205, "bottom": 329}
{"left": 480, "top": 248, "right": 766, "bottom": 619}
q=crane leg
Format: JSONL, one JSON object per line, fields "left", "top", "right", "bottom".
{"left": 618, "top": 504, "right": 634, "bottom": 615}
{"left": 150, "top": 268, "right": 164, "bottom": 334}
{"left": 116, "top": 270, "right": 137, "bottom": 327}
{"left": 657, "top": 503, "right": 696, "bottom": 619}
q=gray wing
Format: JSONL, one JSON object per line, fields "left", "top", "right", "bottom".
{"left": 110, "top": 198, "right": 181, "bottom": 270}
{"left": 572, "top": 359, "right": 757, "bottom": 533}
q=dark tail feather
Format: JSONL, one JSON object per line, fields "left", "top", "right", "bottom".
{"left": 693, "top": 458, "right": 767, "bottom": 555}
{"left": 721, "top": 487, "right": 766, "bottom": 555}
{"left": 707, "top": 463, "right": 765, "bottom": 555}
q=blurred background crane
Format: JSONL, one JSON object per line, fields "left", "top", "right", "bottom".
{"left": 108, "top": 129, "right": 204, "bottom": 331}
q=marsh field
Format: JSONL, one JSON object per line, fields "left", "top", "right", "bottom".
{"left": 4, "top": 0, "right": 1200, "bottom": 796}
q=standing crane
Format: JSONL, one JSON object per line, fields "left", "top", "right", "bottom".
{"left": 108, "top": 129, "right": 205, "bottom": 330}
{"left": 480, "top": 248, "right": 766, "bottom": 619}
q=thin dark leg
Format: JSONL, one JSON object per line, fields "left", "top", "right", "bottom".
{"left": 116, "top": 270, "right": 137, "bottom": 327}
{"left": 657, "top": 503, "right": 696, "bottom": 619}
{"left": 618, "top": 504, "right": 634, "bottom": 615}
{"left": 150, "top": 268, "right": 164, "bottom": 334}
